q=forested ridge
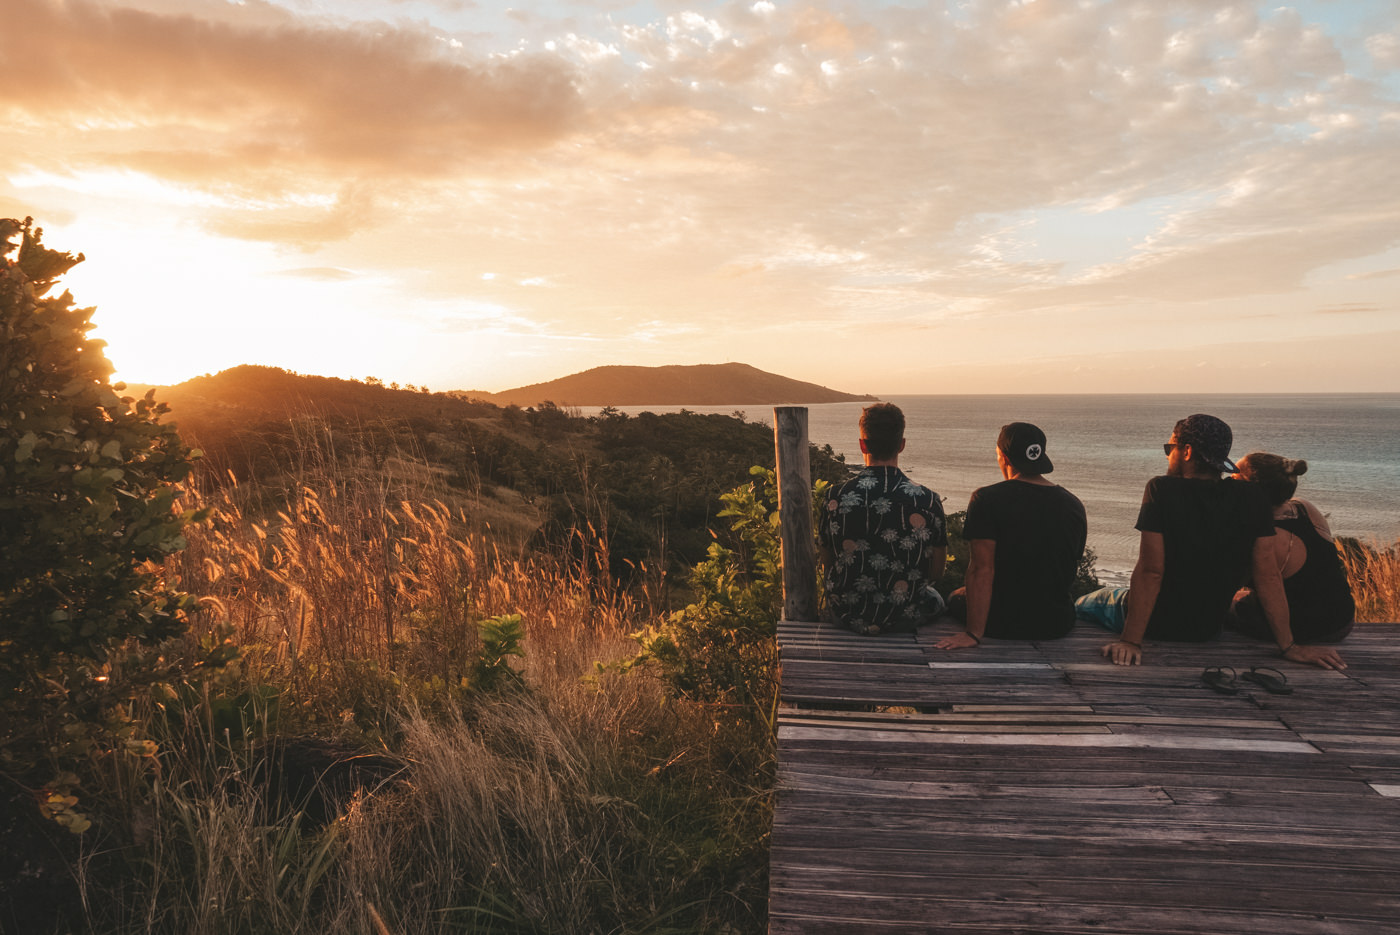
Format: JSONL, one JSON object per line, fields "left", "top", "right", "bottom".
{"left": 158, "top": 364, "right": 853, "bottom": 582}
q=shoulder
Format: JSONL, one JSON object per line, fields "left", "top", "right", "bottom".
{"left": 1294, "top": 498, "right": 1335, "bottom": 537}
{"left": 970, "top": 480, "right": 1010, "bottom": 500}
{"left": 895, "top": 469, "right": 937, "bottom": 499}
{"left": 966, "top": 483, "right": 997, "bottom": 517}
{"left": 831, "top": 469, "right": 868, "bottom": 493}
{"left": 1292, "top": 497, "right": 1321, "bottom": 517}
{"left": 1141, "top": 474, "right": 1173, "bottom": 499}
{"left": 1223, "top": 477, "right": 1269, "bottom": 505}
{"left": 1052, "top": 484, "right": 1087, "bottom": 513}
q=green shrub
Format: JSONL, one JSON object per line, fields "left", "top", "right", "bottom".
{"left": 0, "top": 218, "right": 203, "bottom": 813}
{"left": 629, "top": 466, "right": 822, "bottom": 720}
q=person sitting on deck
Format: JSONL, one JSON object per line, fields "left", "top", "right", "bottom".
{"left": 1076, "top": 413, "right": 1345, "bottom": 669}
{"left": 818, "top": 402, "right": 947, "bottom": 635}
{"left": 1228, "top": 453, "right": 1355, "bottom": 645}
{"left": 935, "top": 422, "right": 1087, "bottom": 650}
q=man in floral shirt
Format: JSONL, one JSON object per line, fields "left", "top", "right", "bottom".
{"left": 819, "top": 403, "right": 948, "bottom": 635}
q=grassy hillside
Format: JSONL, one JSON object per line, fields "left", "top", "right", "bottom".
{"left": 9, "top": 364, "right": 858, "bottom": 934}
{"left": 148, "top": 364, "right": 851, "bottom": 584}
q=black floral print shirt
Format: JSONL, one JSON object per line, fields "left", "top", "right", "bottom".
{"left": 819, "top": 466, "right": 948, "bottom": 634}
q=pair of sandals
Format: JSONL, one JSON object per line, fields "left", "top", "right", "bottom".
{"left": 1201, "top": 665, "right": 1293, "bottom": 695}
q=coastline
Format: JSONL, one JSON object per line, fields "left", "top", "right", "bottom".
{"left": 579, "top": 393, "right": 1400, "bottom": 582}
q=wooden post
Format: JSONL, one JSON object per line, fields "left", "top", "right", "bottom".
{"left": 774, "top": 406, "right": 818, "bottom": 622}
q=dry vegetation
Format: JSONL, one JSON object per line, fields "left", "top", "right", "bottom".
{"left": 76, "top": 452, "right": 773, "bottom": 935}
{"left": 1343, "top": 541, "right": 1400, "bottom": 624}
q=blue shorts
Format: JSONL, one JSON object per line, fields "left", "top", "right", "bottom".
{"left": 1074, "top": 587, "right": 1129, "bottom": 634}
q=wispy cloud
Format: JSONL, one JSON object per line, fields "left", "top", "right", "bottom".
{"left": 5, "top": 0, "right": 1399, "bottom": 392}
{"left": 277, "top": 267, "right": 358, "bottom": 281}
{"left": 4, "top": 0, "right": 581, "bottom": 191}
{"left": 1316, "top": 302, "right": 1383, "bottom": 314}
{"left": 1349, "top": 267, "right": 1400, "bottom": 280}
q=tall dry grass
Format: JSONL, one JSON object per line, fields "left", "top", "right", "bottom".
{"left": 1343, "top": 541, "right": 1400, "bottom": 623}
{"left": 80, "top": 445, "right": 772, "bottom": 934}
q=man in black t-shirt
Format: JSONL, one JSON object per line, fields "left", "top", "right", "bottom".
{"left": 1088, "top": 413, "right": 1345, "bottom": 669}
{"left": 936, "top": 422, "right": 1086, "bottom": 649}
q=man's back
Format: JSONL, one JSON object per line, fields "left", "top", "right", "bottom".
{"left": 1137, "top": 475, "right": 1274, "bottom": 641}
{"left": 964, "top": 480, "right": 1086, "bottom": 639}
{"left": 821, "top": 465, "right": 947, "bottom": 634}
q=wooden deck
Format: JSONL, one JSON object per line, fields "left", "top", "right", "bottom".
{"left": 771, "top": 619, "right": 1400, "bottom": 934}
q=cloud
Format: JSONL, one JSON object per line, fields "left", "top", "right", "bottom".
{"left": 1367, "top": 33, "right": 1400, "bottom": 68}
{"left": 277, "top": 266, "right": 358, "bottom": 281}
{"left": 3, "top": 0, "right": 582, "bottom": 191}
{"left": 1316, "top": 302, "right": 1382, "bottom": 314}
{"left": 6, "top": 0, "right": 1399, "bottom": 392}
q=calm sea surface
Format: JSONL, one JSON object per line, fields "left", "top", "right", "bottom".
{"left": 585, "top": 394, "right": 1400, "bottom": 583}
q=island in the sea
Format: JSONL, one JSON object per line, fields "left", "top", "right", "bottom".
{"left": 469, "top": 363, "right": 876, "bottom": 407}
{"left": 127, "top": 362, "right": 874, "bottom": 432}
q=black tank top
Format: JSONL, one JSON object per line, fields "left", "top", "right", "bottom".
{"left": 1276, "top": 503, "right": 1354, "bottom": 637}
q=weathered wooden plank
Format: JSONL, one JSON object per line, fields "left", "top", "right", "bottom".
{"left": 768, "top": 891, "right": 1400, "bottom": 935}
{"left": 777, "top": 770, "right": 1175, "bottom": 803}
{"left": 776, "top": 760, "right": 1374, "bottom": 794}
{"left": 770, "top": 872, "right": 1400, "bottom": 921}
{"left": 772, "top": 834, "right": 1400, "bottom": 872}
{"left": 782, "top": 719, "right": 1113, "bottom": 734}
{"left": 772, "top": 810, "right": 1400, "bottom": 851}
{"left": 771, "top": 861, "right": 1400, "bottom": 905}
{"left": 778, "top": 725, "right": 1320, "bottom": 753}
{"left": 772, "top": 621, "right": 1400, "bottom": 934}
{"left": 783, "top": 709, "right": 1290, "bottom": 729}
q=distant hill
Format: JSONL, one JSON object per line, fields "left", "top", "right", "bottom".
{"left": 482, "top": 363, "right": 875, "bottom": 407}
{"left": 135, "top": 363, "right": 873, "bottom": 435}
{"left": 137, "top": 365, "right": 498, "bottom": 436}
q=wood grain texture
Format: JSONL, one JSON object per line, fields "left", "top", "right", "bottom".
{"left": 775, "top": 406, "right": 818, "bottom": 622}
{"left": 772, "top": 617, "right": 1400, "bottom": 934}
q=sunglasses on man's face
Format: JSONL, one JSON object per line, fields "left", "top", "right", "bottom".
{"left": 1163, "top": 441, "right": 1183, "bottom": 456}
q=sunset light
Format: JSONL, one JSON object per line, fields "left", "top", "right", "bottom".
{"left": 7, "top": 4, "right": 1400, "bottom": 928}
{"left": 4, "top": 0, "right": 1398, "bottom": 393}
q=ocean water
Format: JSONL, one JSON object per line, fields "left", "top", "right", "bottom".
{"left": 584, "top": 394, "right": 1400, "bottom": 582}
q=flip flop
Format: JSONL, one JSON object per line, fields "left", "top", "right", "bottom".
{"left": 1241, "top": 666, "right": 1293, "bottom": 695}
{"left": 1201, "top": 666, "right": 1240, "bottom": 695}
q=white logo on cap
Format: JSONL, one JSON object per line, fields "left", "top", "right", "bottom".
{"left": 1026, "top": 444, "right": 1043, "bottom": 461}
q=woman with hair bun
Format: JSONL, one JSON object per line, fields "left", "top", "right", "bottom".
{"left": 1230, "top": 453, "right": 1355, "bottom": 643}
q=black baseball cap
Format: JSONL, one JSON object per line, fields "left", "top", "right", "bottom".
{"left": 1174, "top": 413, "right": 1237, "bottom": 474}
{"left": 997, "top": 422, "right": 1054, "bottom": 474}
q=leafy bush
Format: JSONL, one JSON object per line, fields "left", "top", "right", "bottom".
{"left": 64, "top": 456, "right": 771, "bottom": 934}
{"left": 0, "top": 219, "right": 203, "bottom": 791}
{"left": 631, "top": 466, "right": 816, "bottom": 718}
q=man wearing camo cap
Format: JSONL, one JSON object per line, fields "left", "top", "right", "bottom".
{"left": 1081, "top": 413, "right": 1345, "bottom": 669}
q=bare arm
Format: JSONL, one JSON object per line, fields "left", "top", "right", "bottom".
{"left": 1253, "top": 535, "right": 1347, "bottom": 669}
{"left": 936, "top": 539, "right": 993, "bottom": 650}
{"left": 1102, "top": 530, "right": 1163, "bottom": 665}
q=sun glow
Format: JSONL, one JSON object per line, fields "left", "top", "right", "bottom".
{"left": 47, "top": 220, "right": 391, "bottom": 386}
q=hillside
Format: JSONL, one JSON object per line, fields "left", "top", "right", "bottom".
{"left": 125, "top": 364, "right": 852, "bottom": 574}
{"left": 482, "top": 363, "right": 875, "bottom": 407}
{"left": 136, "top": 365, "right": 489, "bottom": 428}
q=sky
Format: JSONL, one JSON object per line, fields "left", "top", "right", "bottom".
{"left": 4, "top": 0, "right": 1399, "bottom": 395}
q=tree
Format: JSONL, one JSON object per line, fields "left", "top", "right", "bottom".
{"left": 0, "top": 218, "right": 202, "bottom": 757}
